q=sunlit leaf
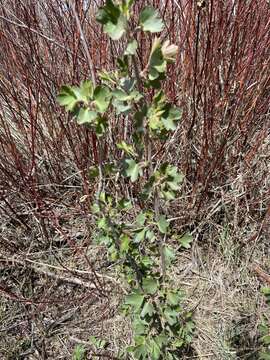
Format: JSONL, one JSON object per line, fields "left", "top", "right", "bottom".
{"left": 167, "top": 291, "right": 181, "bottom": 306}
{"left": 120, "top": 234, "right": 130, "bottom": 253}
{"left": 117, "top": 141, "right": 136, "bottom": 156}
{"left": 57, "top": 85, "right": 78, "bottom": 111}
{"left": 178, "top": 233, "right": 193, "bottom": 249}
{"left": 163, "top": 245, "right": 175, "bottom": 265}
{"left": 139, "top": 7, "right": 164, "bottom": 33}
{"left": 124, "top": 39, "right": 138, "bottom": 55}
{"left": 163, "top": 307, "right": 179, "bottom": 325}
{"left": 93, "top": 85, "right": 111, "bottom": 113}
{"left": 79, "top": 80, "right": 94, "bottom": 100}
{"left": 146, "top": 338, "right": 161, "bottom": 360}
{"left": 141, "top": 301, "right": 154, "bottom": 317}
{"left": 142, "top": 277, "right": 158, "bottom": 295}
{"left": 157, "top": 215, "right": 169, "bottom": 234}
{"left": 134, "top": 228, "right": 146, "bottom": 243}
{"left": 96, "top": 0, "right": 127, "bottom": 40}
{"left": 77, "top": 108, "right": 97, "bottom": 125}
{"left": 125, "top": 159, "right": 142, "bottom": 182}
{"left": 125, "top": 293, "right": 144, "bottom": 309}
{"left": 104, "top": 16, "right": 127, "bottom": 40}
{"left": 136, "top": 212, "right": 146, "bottom": 227}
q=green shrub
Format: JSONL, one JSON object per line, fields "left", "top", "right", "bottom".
{"left": 58, "top": 1, "right": 194, "bottom": 359}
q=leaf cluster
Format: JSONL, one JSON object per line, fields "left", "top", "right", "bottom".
{"left": 57, "top": 1, "right": 194, "bottom": 359}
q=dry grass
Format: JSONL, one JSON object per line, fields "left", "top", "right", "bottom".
{"left": 0, "top": 0, "right": 269, "bottom": 359}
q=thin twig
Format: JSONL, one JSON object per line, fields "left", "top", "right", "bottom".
{"left": 1, "top": 256, "right": 96, "bottom": 289}
{"left": 0, "top": 15, "right": 85, "bottom": 62}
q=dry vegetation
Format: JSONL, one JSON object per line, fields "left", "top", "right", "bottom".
{"left": 0, "top": 0, "right": 269, "bottom": 359}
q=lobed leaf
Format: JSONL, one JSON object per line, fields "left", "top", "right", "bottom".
{"left": 77, "top": 108, "right": 97, "bottom": 125}
{"left": 139, "top": 7, "right": 164, "bottom": 33}
{"left": 157, "top": 215, "right": 169, "bottom": 234}
{"left": 125, "top": 159, "right": 142, "bottom": 182}
{"left": 96, "top": 0, "right": 127, "bottom": 40}
{"left": 142, "top": 277, "right": 158, "bottom": 295}
{"left": 124, "top": 39, "right": 138, "bottom": 55}
{"left": 93, "top": 85, "right": 111, "bottom": 113}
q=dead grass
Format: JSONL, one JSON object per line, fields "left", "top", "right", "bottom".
{"left": 0, "top": 0, "right": 269, "bottom": 359}
{"left": 1, "top": 157, "right": 269, "bottom": 359}
{"left": 175, "top": 248, "right": 269, "bottom": 359}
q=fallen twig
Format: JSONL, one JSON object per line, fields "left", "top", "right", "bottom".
{"left": 251, "top": 262, "right": 270, "bottom": 285}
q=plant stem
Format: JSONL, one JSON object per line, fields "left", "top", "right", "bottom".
{"left": 70, "top": 0, "right": 104, "bottom": 199}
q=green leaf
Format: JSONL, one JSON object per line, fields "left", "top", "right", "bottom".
{"left": 124, "top": 39, "right": 138, "bottom": 55}
{"left": 117, "top": 55, "right": 129, "bottom": 74}
{"left": 259, "top": 354, "right": 270, "bottom": 360}
{"left": 97, "top": 217, "right": 109, "bottom": 230}
{"left": 161, "top": 106, "right": 182, "bottom": 131}
{"left": 162, "top": 191, "right": 176, "bottom": 201}
{"left": 89, "top": 336, "right": 108, "bottom": 349}
{"left": 112, "top": 99, "right": 131, "bottom": 114}
{"left": 134, "top": 228, "right": 146, "bottom": 243}
{"left": 136, "top": 212, "right": 146, "bottom": 227}
{"left": 104, "top": 16, "right": 127, "bottom": 40}
{"left": 95, "top": 116, "right": 108, "bottom": 136}
{"left": 141, "top": 255, "right": 154, "bottom": 268}
{"left": 146, "top": 338, "right": 161, "bottom": 360}
{"left": 157, "top": 215, "right": 169, "bottom": 234}
{"left": 261, "top": 287, "right": 270, "bottom": 296}
{"left": 89, "top": 166, "right": 99, "bottom": 179}
{"left": 139, "top": 7, "right": 164, "bottom": 33}
{"left": 72, "top": 344, "right": 86, "bottom": 360}
{"left": 178, "top": 233, "right": 193, "bottom": 249}
{"left": 57, "top": 81, "right": 95, "bottom": 113}
{"left": 125, "top": 159, "right": 142, "bottom": 182}
{"left": 132, "top": 344, "right": 148, "bottom": 359}
{"left": 155, "top": 334, "right": 169, "bottom": 348}
{"left": 91, "top": 202, "right": 100, "bottom": 214}
{"left": 79, "top": 80, "right": 94, "bottom": 100}
{"left": 112, "top": 89, "right": 130, "bottom": 101}
{"left": 120, "top": 77, "right": 136, "bottom": 92}
{"left": 57, "top": 85, "right": 78, "bottom": 111}
{"left": 93, "top": 85, "right": 111, "bottom": 113}
{"left": 118, "top": 198, "right": 132, "bottom": 210}
{"left": 112, "top": 88, "right": 142, "bottom": 102}
{"left": 120, "top": 234, "right": 130, "bottom": 253}
{"left": 117, "top": 141, "right": 136, "bottom": 156}
{"left": 168, "top": 106, "right": 183, "bottom": 120}
{"left": 167, "top": 291, "right": 181, "bottom": 306}
{"left": 132, "top": 317, "right": 148, "bottom": 336}
{"left": 163, "top": 307, "right": 179, "bottom": 325}
{"left": 96, "top": 0, "right": 120, "bottom": 25}
{"left": 171, "top": 339, "right": 184, "bottom": 349}
{"left": 161, "top": 117, "right": 177, "bottom": 131}
{"left": 163, "top": 245, "right": 175, "bottom": 265}
{"left": 77, "top": 108, "right": 97, "bottom": 125}
{"left": 149, "top": 38, "right": 166, "bottom": 76}
{"left": 98, "top": 69, "right": 118, "bottom": 84}
{"left": 262, "top": 287, "right": 270, "bottom": 305}
{"left": 261, "top": 335, "right": 270, "bottom": 345}
{"left": 121, "top": 0, "right": 135, "bottom": 16}
{"left": 146, "top": 230, "right": 155, "bottom": 241}
{"left": 142, "top": 277, "right": 158, "bottom": 295}
{"left": 96, "top": 0, "right": 127, "bottom": 40}
{"left": 125, "top": 293, "right": 144, "bottom": 309}
{"left": 141, "top": 301, "right": 154, "bottom": 317}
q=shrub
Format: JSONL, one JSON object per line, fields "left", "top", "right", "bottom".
{"left": 58, "top": 1, "right": 194, "bottom": 358}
